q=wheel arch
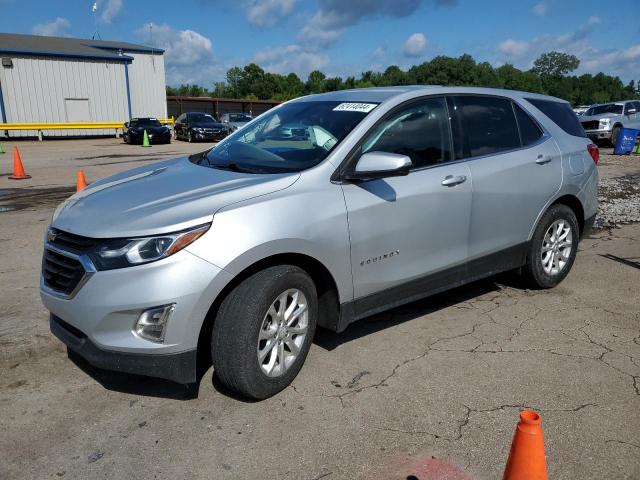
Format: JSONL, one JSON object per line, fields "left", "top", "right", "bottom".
{"left": 195, "top": 252, "right": 341, "bottom": 371}
{"left": 551, "top": 194, "right": 585, "bottom": 236}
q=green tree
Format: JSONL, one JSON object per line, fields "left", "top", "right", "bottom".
{"left": 531, "top": 51, "right": 580, "bottom": 77}
{"left": 306, "top": 70, "right": 327, "bottom": 93}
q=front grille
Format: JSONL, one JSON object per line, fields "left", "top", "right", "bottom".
{"left": 581, "top": 120, "right": 600, "bottom": 130}
{"left": 42, "top": 248, "right": 86, "bottom": 295}
{"left": 49, "top": 229, "right": 98, "bottom": 254}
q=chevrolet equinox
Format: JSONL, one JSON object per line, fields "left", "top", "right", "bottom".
{"left": 42, "top": 86, "right": 599, "bottom": 399}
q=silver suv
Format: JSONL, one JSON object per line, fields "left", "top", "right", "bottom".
{"left": 42, "top": 87, "right": 599, "bottom": 399}
{"left": 579, "top": 100, "right": 640, "bottom": 145}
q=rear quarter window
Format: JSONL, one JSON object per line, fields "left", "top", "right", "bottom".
{"left": 525, "top": 98, "right": 586, "bottom": 138}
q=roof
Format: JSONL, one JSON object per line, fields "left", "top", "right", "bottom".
{"left": 296, "top": 85, "right": 568, "bottom": 105}
{"left": 0, "top": 32, "right": 163, "bottom": 62}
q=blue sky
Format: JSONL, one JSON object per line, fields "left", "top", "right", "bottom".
{"left": 2, "top": 0, "right": 639, "bottom": 86}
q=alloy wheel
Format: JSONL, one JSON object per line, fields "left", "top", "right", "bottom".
{"left": 257, "top": 289, "right": 309, "bottom": 377}
{"left": 541, "top": 219, "right": 573, "bottom": 275}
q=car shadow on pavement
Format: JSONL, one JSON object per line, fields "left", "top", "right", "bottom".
{"left": 66, "top": 272, "right": 525, "bottom": 401}
{"left": 314, "top": 273, "right": 522, "bottom": 351}
{"left": 67, "top": 349, "right": 201, "bottom": 401}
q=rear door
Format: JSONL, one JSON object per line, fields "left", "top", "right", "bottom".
{"left": 450, "top": 95, "right": 562, "bottom": 261}
{"left": 341, "top": 97, "right": 472, "bottom": 317}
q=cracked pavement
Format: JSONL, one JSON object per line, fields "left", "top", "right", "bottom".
{"left": 1, "top": 140, "right": 639, "bottom": 479}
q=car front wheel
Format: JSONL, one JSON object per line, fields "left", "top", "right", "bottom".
{"left": 523, "top": 204, "right": 579, "bottom": 288}
{"left": 211, "top": 265, "right": 317, "bottom": 400}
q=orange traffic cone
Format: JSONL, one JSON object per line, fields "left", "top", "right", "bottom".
{"left": 503, "top": 410, "right": 548, "bottom": 480}
{"left": 76, "top": 170, "right": 88, "bottom": 191}
{"left": 9, "top": 146, "right": 31, "bottom": 180}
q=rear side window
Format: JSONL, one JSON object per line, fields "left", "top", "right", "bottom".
{"left": 526, "top": 98, "right": 586, "bottom": 138}
{"left": 514, "top": 104, "right": 543, "bottom": 146}
{"left": 451, "top": 95, "right": 520, "bottom": 158}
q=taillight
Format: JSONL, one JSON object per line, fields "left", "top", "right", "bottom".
{"left": 587, "top": 144, "right": 599, "bottom": 165}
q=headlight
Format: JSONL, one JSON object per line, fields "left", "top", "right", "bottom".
{"left": 599, "top": 118, "right": 610, "bottom": 127}
{"left": 193, "top": 127, "right": 204, "bottom": 132}
{"left": 90, "top": 224, "right": 210, "bottom": 270}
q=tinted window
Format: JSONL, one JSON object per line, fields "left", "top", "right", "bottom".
{"left": 528, "top": 98, "right": 587, "bottom": 137}
{"left": 362, "top": 97, "right": 452, "bottom": 168}
{"left": 190, "top": 113, "right": 217, "bottom": 123}
{"left": 585, "top": 103, "right": 623, "bottom": 116}
{"left": 452, "top": 96, "right": 520, "bottom": 158}
{"left": 514, "top": 104, "right": 543, "bottom": 146}
{"left": 129, "top": 118, "right": 161, "bottom": 128}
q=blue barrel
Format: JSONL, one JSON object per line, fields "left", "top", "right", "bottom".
{"left": 614, "top": 127, "right": 639, "bottom": 155}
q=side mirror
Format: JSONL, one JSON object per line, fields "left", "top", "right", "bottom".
{"left": 627, "top": 108, "right": 637, "bottom": 115}
{"left": 344, "top": 151, "right": 412, "bottom": 181}
{"left": 124, "top": 122, "right": 129, "bottom": 128}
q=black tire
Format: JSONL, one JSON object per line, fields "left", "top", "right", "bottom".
{"left": 522, "top": 204, "right": 579, "bottom": 289}
{"left": 211, "top": 265, "right": 318, "bottom": 400}
{"left": 611, "top": 125, "right": 621, "bottom": 147}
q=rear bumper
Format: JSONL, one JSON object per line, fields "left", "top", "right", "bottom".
{"left": 51, "top": 314, "right": 197, "bottom": 383}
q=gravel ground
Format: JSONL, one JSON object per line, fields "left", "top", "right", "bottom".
{"left": 595, "top": 149, "right": 640, "bottom": 228}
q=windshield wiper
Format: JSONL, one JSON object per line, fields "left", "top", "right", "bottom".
{"left": 210, "top": 162, "right": 254, "bottom": 173}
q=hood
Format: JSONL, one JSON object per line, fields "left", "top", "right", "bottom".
{"left": 580, "top": 112, "right": 620, "bottom": 122}
{"left": 191, "top": 122, "right": 225, "bottom": 129}
{"left": 131, "top": 125, "right": 168, "bottom": 133}
{"left": 52, "top": 157, "right": 299, "bottom": 238}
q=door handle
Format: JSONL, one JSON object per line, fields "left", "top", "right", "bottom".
{"left": 536, "top": 154, "right": 552, "bottom": 165}
{"left": 441, "top": 174, "right": 467, "bottom": 187}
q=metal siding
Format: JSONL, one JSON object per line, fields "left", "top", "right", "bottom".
{"left": 0, "top": 55, "right": 128, "bottom": 137}
{"left": 127, "top": 52, "right": 167, "bottom": 119}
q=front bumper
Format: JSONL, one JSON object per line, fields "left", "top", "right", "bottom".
{"left": 51, "top": 314, "right": 197, "bottom": 383}
{"left": 128, "top": 131, "right": 172, "bottom": 144}
{"left": 584, "top": 128, "right": 612, "bottom": 141}
{"left": 193, "top": 131, "right": 228, "bottom": 141}
{"left": 41, "top": 248, "right": 233, "bottom": 381}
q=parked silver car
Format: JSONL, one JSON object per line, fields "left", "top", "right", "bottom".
{"left": 579, "top": 100, "right": 640, "bottom": 145}
{"left": 220, "top": 112, "right": 253, "bottom": 131}
{"left": 42, "top": 86, "right": 599, "bottom": 399}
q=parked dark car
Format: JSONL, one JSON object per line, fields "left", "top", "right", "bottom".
{"left": 174, "top": 112, "right": 232, "bottom": 142}
{"left": 123, "top": 118, "right": 171, "bottom": 144}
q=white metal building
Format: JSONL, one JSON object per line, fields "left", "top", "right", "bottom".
{"left": 0, "top": 33, "right": 166, "bottom": 137}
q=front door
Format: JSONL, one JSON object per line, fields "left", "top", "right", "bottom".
{"left": 341, "top": 97, "right": 472, "bottom": 318}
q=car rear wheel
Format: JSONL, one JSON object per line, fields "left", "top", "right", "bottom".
{"left": 523, "top": 204, "right": 579, "bottom": 288}
{"left": 211, "top": 265, "right": 317, "bottom": 400}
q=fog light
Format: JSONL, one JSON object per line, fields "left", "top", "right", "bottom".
{"left": 134, "top": 304, "right": 174, "bottom": 343}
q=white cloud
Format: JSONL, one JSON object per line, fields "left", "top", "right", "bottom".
{"left": 247, "top": 0, "right": 297, "bottom": 27}
{"left": 98, "top": 0, "right": 123, "bottom": 24}
{"left": 253, "top": 44, "right": 329, "bottom": 77}
{"left": 32, "top": 17, "right": 71, "bottom": 37}
{"left": 138, "top": 23, "right": 218, "bottom": 85}
{"left": 531, "top": 2, "right": 546, "bottom": 16}
{"left": 298, "top": 0, "right": 454, "bottom": 47}
{"left": 403, "top": 33, "right": 427, "bottom": 57}
{"left": 495, "top": 15, "right": 638, "bottom": 81}
{"left": 498, "top": 39, "right": 530, "bottom": 57}
{"left": 372, "top": 46, "right": 387, "bottom": 61}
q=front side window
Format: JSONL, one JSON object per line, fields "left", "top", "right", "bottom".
{"left": 362, "top": 97, "right": 452, "bottom": 168}
{"left": 200, "top": 101, "right": 377, "bottom": 173}
{"left": 452, "top": 96, "right": 520, "bottom": 158}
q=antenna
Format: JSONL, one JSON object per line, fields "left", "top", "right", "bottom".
{"left": 91, "top": 2, "right": 101, "bottom": 40}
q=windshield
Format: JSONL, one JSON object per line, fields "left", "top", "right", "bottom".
{"left": 228, "top": 113, "right": 252, "bottom": 122}
{"left": 130, "top": 118, "right": 161, "bottom": 127}
{"left": 586, "top": 104, "right": 623, "bottom": 116}
{"left": 191, "top": 113, "right": 218, "bottom": 123}
{"left": 198, "top": 101, "right": 378, "bottom": 174}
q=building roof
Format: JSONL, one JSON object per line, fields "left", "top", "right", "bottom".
{"left": 0, "top": 33, "right": 164, "bottom": 62}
